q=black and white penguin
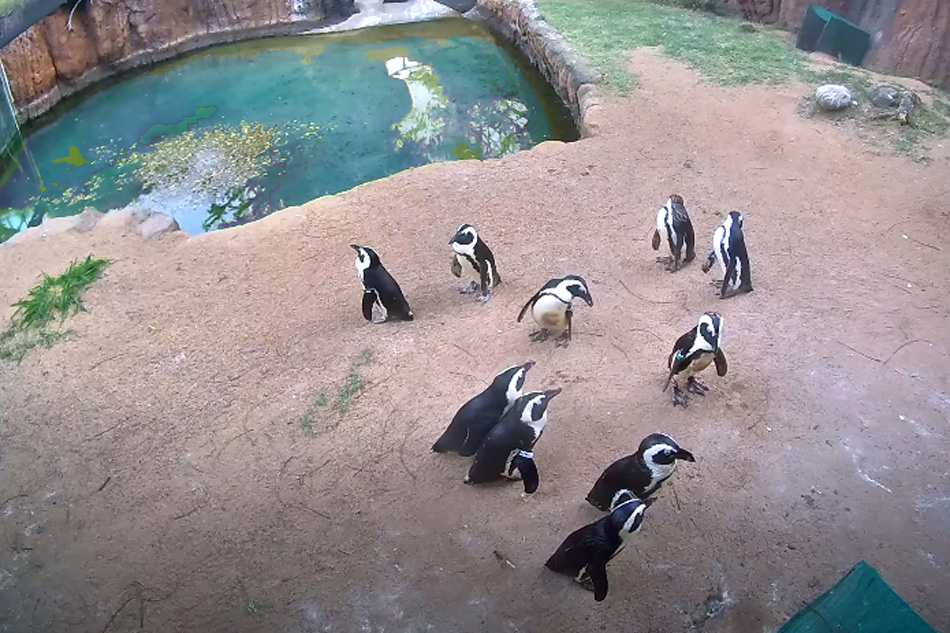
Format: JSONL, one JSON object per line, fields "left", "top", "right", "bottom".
{"left": 701, "top": 211, "right": 753, "bottom": 298}
{"left": 449, "top": 223, "right": 501, "bottom": 302}
{"left": 351, "top": 245, "right": 414, "bottom": 323}
{"left": 585, "top": 433, "right": 695, "bottom": 510}
{"left": 664, "top": 312, "right": 727, "bottom": 407}
{"left": 545, "top": 493, "right": 651, "bottom": 601}
{"left": 431, "top": 361, "right": 535, "bottom": 456}
{"left": 463, "top": 388, "right": 562, "bottom": 494}
{"left": 516, "top": 276, "right": 593, "bottom": 347}
{"left": 651, "top": 194, "right": 696, "bottom": 272}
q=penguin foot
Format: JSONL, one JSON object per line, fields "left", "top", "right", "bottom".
{"left": 475, "top": 290, "right": 492, "bottom": 303}
{"left": 710, "top": 279, "right": 724, "bottom": 288}
{"left": 459, "top": 282, "right": 477, "bottom": 295}
{"left": 655, "top": 256, "right": 673, "bottom": 265}
{"left": 554, "top": 332, "right": 572, "bottom": 348}
{"left": 529, "top": 329, "right": 550, "bottom": 342}
{"left": 371, "top": 315, "right": 388, "bottom": 324}
{"left": 577, "top": 576, "right": 595, "bottom": 593}
{"left": 687, "top": 378, "right": 708, "bottom": 395}
{"left": 671, "top": 385, "right": 689, "bottom": 407}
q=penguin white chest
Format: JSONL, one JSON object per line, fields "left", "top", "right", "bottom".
{"left": 532, "top": 295, "right": 568, "bottom": 331}
{"left": 682, "top": 352, "right": 714, "bottom": 379}
{"left": 646, "top": 461, "right": 676, "bottom": 494}
{"left": 454, "top": 252, "right": 480, "bottom": 281}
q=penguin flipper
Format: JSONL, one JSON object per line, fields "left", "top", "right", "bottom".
{"left": 587, "top": 558, "right": 610, "bottom": 602}
{"left": 651, "top": 230, "right": 661, "bottom": 251}
{"left": 361, "top": 291, "right": 375, "bottom": 321}
{"left": 512, "top": 452, "right": 539, "bottom": 494}
{"left": 458, "top": 428, "right": 484, "bottom": 457}
{"left": 516, "top": 292, "right": 540, "bottom": 323}
{"left": 684, "top": 220, "right": 696, "bottom": 262}
{"left": 451, "top": 256, "right": 462, "bottom": 278}
{"left": 714, "top": 349, "right": 728, "bottom": 376}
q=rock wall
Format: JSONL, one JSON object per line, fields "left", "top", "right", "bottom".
{"left": 730, "top": 0, "right": 950, "bottom": 90}
{"left": 0, "top": 0, "right": 356, "bottom": 121}
{"left": 473, "top": 0, "right": 602, "bottom": 136}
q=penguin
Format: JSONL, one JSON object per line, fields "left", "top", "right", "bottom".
{"left": 431, "top": 361, "right": 535, "bottom": 456}
{"left": 351, "top": 245, "right": 414, "bottom": 323}
{"left": 464, "top": 387, "right": 562, "bottom": 494}
{"left": 701, "top": 211, "right": 753, "bottom": 299}
{"left": 651, "top": 194, "right": 696, "bottom": 272}
{"left": 449, "top": 224, "right": 501, "bottom": 302}
{"left": 585, "top": 433, "right": 695, "bottom": 511}
{"left": 545, "top": 492, "right": 652, "bottom": 601}
{"left": 516, "top": 276, "right": 593, "bottom": 347}
{"left": 663, "top": 312, "right": 727, "bottom": 407}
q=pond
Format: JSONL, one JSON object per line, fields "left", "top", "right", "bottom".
{"left": 0, "top": 17, "right": 577, "bottom": 242}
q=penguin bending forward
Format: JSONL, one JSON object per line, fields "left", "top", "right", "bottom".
{"left": 464, "top": 388, "right": 562, "bottom": 494}
{"left": 449, "top": 224, "right": 501, "bottom": 302}
{"left": 351, "top": 245, "right": 414, "bottom": 323}
{"left": 586, "top": 433, "right": 695, "bottom": 510}
{"left": 431, "top": 361, "right": 535, "bottom": 456}
{"left": 664, "top": 312, "right": 727, "bottom": 407}
{"left": 651, "top": 194, "right": 696, "bottom": 272}
{"left": 517, "top": 276, "right": 593, "bottom": 348}
{"left": 545, "top": 492, "right": 651, "bottom": 601}
{"left": 701, "top": 211, "right": 753, "bottom": 299}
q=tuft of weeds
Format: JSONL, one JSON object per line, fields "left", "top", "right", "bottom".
{"left": 0, "top": 255, "right": 111, "bottom": 362}
{"left": 245, "top": 600, "right": 264, "bottom": 616}
{"left": 298, "top": 349, "right": 374, "bottom": 432}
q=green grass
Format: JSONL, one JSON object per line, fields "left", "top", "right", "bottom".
{"left": 0, "top": 255, "right": 111, "bottom": 362}
{"left": 298, "top": 349, "right": 374, "bottom": 432}
{"left": 245, "top": 600, "right": 264, "bottom": 616}
{"left": 536, "top": 0, "right": 807, "bottom": 93}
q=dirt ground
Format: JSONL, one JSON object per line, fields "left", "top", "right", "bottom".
{"left": 1, "top": 48, "right": 949, "bottom": 633}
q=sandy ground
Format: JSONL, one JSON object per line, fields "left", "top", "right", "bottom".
{"left": 1, "top": 49, "right": 949, "bottom": 633}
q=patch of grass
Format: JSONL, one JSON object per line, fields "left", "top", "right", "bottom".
{"left": 536, "top": 0, "right": 808, "bottom": 93}
{"left": 0, "top": 255, "right": 111, "bottom": 362}
{"left": 297, "top": 349, "right": 374, "bottom": 431}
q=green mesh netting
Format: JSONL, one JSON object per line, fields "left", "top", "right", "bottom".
{"left": 779, "top": 561, "right": 937, "bottom": 633}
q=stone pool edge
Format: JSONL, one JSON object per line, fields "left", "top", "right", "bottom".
{"left": 471, "top": 0, "right": 602, "bottom": 137}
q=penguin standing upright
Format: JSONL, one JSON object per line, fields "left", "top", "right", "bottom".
{"left": 651, "top": 194, "right": 696, "bottom": 272}
{"left": 701, "top": 211, "right": 753, "bottom": 298}
{"left": 545, "top": 493, "right": 651, "bottom": 601}
{"left": 585, "top": 433, "right": 695, "bottom": 510}
{"left": 431, "top": 361, "right": 535, "bottom": 455}
{"left": 517, "top": 276, "right": 593, "bottom": 347}
{"left": 464, "top": 388, "right": 562, "bottom": 494}
{"left": 664, "top": 312, "right": 727, "bottom": 407}
{"left": 449, "top": 224, "right": 501, "bottom": 302}
{"left": 351, "top": 245, "right": 414, "bottom": 323}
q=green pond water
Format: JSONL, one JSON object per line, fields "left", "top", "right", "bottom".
{"left": 0, "top": 18, "right": 576, "bottom": 241}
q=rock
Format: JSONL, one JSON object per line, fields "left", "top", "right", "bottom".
{"left": 41, "top": 7, "right": 100, "bottom": 81}
{"left": 870, "top": 84, "right": 901, "bottom": 109}
{"left": 815, "top": 84, "right": 853, "bottom": 111}
{"left": 72, "top": 207, "right": 104, "bottom": 233}
{"left": 0, "top": 27, "right": 57, "bottom": 104}
{"left": 739, "top": 22, "right": 756, "bottom": 32}
{"left": 138, "top": 212, "right": 180, "bottom": 239}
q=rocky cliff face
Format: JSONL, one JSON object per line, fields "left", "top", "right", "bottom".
{"left": 730, "top": 0, "right": 950, "bottom": 90}
{"left": 1, "top": 0, "right": 356, "bottom": 119}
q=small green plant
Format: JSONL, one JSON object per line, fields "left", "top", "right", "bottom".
{"left": 202, "top": 186, "right": 253, "bottom": 232}
{"left": 245, "top": 599, "right": 264, "bottom": 616}
{"left": 0, "top": 255, "right": 111, "bottom": 362}
{"left": 298, "top": 349, "right": 374, "bottom": 431}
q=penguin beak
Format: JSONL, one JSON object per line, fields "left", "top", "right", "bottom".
{"left": 642, "top": 497, "right": 656, "bottom": 509}
{"left": 543, "top": 387, "right": 562, "bottom": 399}
{"left": 676, "top": 449, "right": 696, "bottom": 463}
{"left": 522, "top": 360, "right": 536, "bottom": 371}
{"left": 350, "top": 244, "right": 361, "bottom": 252}
{"left": 583, "top": 293, "right": 593, "bottom": 307}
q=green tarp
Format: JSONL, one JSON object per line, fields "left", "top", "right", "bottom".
{"left": 779, "top": 561, "right": 937, "bottom": 633}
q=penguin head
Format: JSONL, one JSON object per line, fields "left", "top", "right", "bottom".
{"left": 351, "top": 245, "right": 380, "bottom": 272}
{"left": 518, "top": 388, "right": 562, "bottom": 425}
{"left": 609, "top": 496, "right": 649, "bottom": 540}
{"left": 669, "top": 194, "right": 685, "bottom": 207}
{"left": 561, "top": 275, "right": 593, "bottom": 307}
{"left": 449, "top": 224, "right": 478, "bottom": 253}
{"left": 726, "top": 210, "right": 744, "bottom": 230}
{"left": 493, "top": 360, "right": 535, "bottom": 405}
{"left": 697, "top": 312, "right": 723, "bottom": 350}
{"left": 639, "top": 433, "right": 696, "bottom": 466}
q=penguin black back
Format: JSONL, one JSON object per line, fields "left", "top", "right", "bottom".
{"left": 651, "top": 194, "right": 696, "bottom": 272}
{"left": 545, "top": 495, "right": 650, "bottom": 601}
{"left": 431, "top": 361, "right": 534, "bottom": 455}
{"left": 464, "top": 388, "right": 561, "bottom": 492}
{"left": 586, "top": 433, "right": 695, "bottom": 510}
{"left": 701, "top": 211, "right": 752, "bottom": 298}
{"left": 351, "top": 245, "right": 414, "bottom": 322}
